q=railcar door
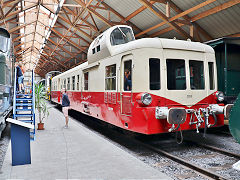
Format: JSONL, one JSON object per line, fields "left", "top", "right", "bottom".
{"left": 120, "top": 55, "right": 133, "bottom": 116}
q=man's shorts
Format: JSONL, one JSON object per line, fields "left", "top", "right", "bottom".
{"left": 18, "top": 76, "right": 24, "bottom": 84}
{"left": 62, "top": 107, "right": 69, "bottom": 117}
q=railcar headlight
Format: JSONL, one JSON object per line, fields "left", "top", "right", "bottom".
{"left": 216, "top": 91, "right": 224, "bottom": 102}
{"left": 141, "top": 93, "right": 152, "bottom": 106}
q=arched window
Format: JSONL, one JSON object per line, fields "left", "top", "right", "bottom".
{"left": 110, "top": 27, "right": 134, "bottom": 46}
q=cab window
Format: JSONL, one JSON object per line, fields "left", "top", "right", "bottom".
{"left": 105, "top": 64, "right": 116, "bottom": 90}
{"left": 167, "top": 59, "right": 186, "bottom": 90}
{"left": 189, "top": 60, "right": 205, "bottom": 90}
{"left": 110, "top": 27, "right": 134, "bottom": 46}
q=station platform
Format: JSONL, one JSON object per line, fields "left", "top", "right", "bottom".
{"left": 0, "top": 104, "right": 171, "bottom": 180}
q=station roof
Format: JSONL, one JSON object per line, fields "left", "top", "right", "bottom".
{"left": 0, "top": 0, "right": 240, "bottom": 77}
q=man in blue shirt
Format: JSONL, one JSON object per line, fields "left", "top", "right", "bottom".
{"left": 15, "top": 62, "right": 24, "bottom": 93}
{"left": 124, "top": 69, "right": 132, "bottom": 91}
{"left": 61, "top": 88, "right": 70, "bottom": 128}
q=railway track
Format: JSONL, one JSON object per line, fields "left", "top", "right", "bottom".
{"left": 55, "top": 105, "right": 240, "bottom": 180}
{"left": 185, "top": 140, "right": 240, "bottom": 159}
{"left": 135, "top": 139, "right": 239, "bottom": 180}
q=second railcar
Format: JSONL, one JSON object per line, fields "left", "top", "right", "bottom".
{"left": 0, "top": 28, "right": 13, "bottom": 137}
{"left": 206, "top": 37, "right": 240, "bottom": 104}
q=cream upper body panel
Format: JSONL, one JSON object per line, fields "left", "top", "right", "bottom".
{"left": 53, "top": 25, "right": 216, "bottom": 106}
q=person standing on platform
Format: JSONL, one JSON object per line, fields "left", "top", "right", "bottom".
{"left": 61, "top": 88, "right": 70, "bottom": 128}
{"left": 15, "top": 62, "right": 24, "bottom": 93}
{"left": 19, "top": 61, "right": 25, "bottom": 92}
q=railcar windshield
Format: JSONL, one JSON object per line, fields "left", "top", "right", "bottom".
{"left": 189, "top": 60, "right": 205, "bottom": 90}
{"left": 167, "top": 59, "right": 186, "bottom": 90}
{"left": 0, "top": 29, "right": 10, "bottom": 53}
{"left": 110, "top": 27, "right": 135, "bottom": 46}
{"left": 208, "top": 62, "right": 215, "bottom": 90}
{"left": 0, "top": 36, "right": 10, "bottom": 53}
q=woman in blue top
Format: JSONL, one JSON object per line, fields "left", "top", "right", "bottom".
{"left": 61, "top": 88, "right": 70, "bottom": 128}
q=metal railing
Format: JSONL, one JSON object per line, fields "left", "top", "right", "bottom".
{"left": 32, "top": 70, "right": 35, "bottom": 136}
{"left": 12, "top": 67, "right": 17, "bottom": 119}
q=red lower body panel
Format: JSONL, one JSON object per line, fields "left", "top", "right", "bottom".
{"left": 51, "top": 91, "right": 224, "bottom": 134}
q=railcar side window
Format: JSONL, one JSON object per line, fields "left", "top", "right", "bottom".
{"left": 67, "top": 78, "right": 70, "bottom": 90}
{"left": 149, "top": 58, "right": 160, "bottom": 90}
{"left": 167, "top": 59, "right": 186, "bottom": 90}
{"left": 208, "top": 62, "right": 215, "bottom": 90}
{"left": 189, "top": 60, "right": 205, "bottom": 90}
{"left": 105, "top": 64, "right": 116, "bottom": 90}
{"left": 124, "top": 60, "right": 132, "bottom": 91}
{"left": 97, "top": 45, "right": 100, "bottom": 52}
{"left": 84, "top": 72, "right": 89, "bottom": 90}
{"left": 64, "top": 79, "right": 66, "bottom": 89}
{"left": 72, "top": 76, "right": 75, "bottom": 90}
{"left": 110, "top": 27, "right": 134, "bottom": 46}
{"left": 77, "top": 75, "right": 80, "bottom": 90}
{"left": 92, "top": 48, "right": 95, "bottom": 54}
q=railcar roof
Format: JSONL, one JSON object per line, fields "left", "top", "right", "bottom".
{"left": 112, "top": 38, "right": 214, "bottom": 56}
{"left": 52, "top": 62, "right": 88, "bottom": 80}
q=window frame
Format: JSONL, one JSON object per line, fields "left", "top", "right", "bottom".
{"left": 83, "top": 72, "right": 89, "bottom": 91}
{"left": 72, "top": 76, "right": 75, "bottom": 91}
{"left": 110, "top": 27, "right": 135, "bottom": 46}
{"left": 149, "top": 58, "right": 161, "bottom": 90}
{"left": 67, "top": 77, "right": 70, "bottom": 90}
{"left": 189, "top": 60, "right": 205, "bottom": 90}
{"left": 123, "top": 60, "right": 132, "bottom": 92}
{"left": 64, "top": 79, "right": 66, "bottom": 89}
{"left": 77, "top": 75, "right": 80, "bottom": 91}
{"left": 105, "top": 64, "right": 117, "bottom": 91}
{"left": 208, "top": 61, "right": 215, "bottom": 90}
{"left": 166, "top": 58, "right": 186, "bottom": 90}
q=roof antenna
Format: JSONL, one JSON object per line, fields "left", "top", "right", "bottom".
{"left": 173, "top": 37, "right": 177, "bottom": 40}
{"left": 187, "top": 38, "right": 191, "bottom": 42}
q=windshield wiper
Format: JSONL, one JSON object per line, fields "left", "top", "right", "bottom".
{"left": 117, "top": 27, "right": 126, "bottom": 38}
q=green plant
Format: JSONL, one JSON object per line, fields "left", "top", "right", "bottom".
{"left": 35, "top": 83, "right": 49, "bottom": 123}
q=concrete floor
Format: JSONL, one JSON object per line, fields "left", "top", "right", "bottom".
{"left": 0, "top": 104, "right": 171, "bottom": 180}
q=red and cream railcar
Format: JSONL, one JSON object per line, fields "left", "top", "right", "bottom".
{"left": 51, "top": 25, "right": 230, "bottom": 134}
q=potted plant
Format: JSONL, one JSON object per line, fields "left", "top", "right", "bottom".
{"left": 35, "top": 83, "right": 49, "bottom": 130}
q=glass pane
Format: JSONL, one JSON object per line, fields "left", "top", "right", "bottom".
{"left": 105, "top": 78, "right": 116, "bottom": 90}
{"left": 110, "top": 27, "right": 134, "bottom": 46}
{"left": 84, "top": 72, "right": 88, "bottom": 90}
{"left": 208, "top": 62, "right": 215, "bottom": 90}
{"left": 72, "top": 76, "right": 75, "bottom": 90}
{"left": 0, "top": 36, "right": 8, "bottom": 52}
{"left": 149, "top": 58, "right": 160, "bottom": 90}
{"left": 105, "top": 64, "right": 116, "bottom": 90}
{"left": 124, "top": 60, "right": 132, "bottom": 91}
{"left": 67, "top": 78, "right": 70, "bottom": 90}
{"left": 64, "top": 79, "right": 66, "bottom": 89}
{"left": 189, "top": 60, "right": 205, "bottom": 90}
{"left": 167, "top": 59, "right": 186, "bottom": 90}
{"left": 77, "top": 75, "right": 79, "bottom": 90}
